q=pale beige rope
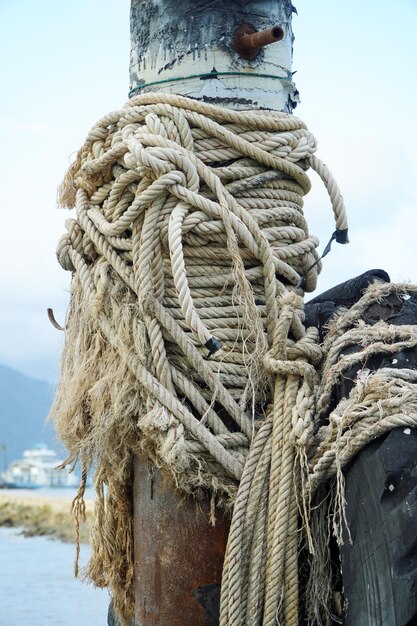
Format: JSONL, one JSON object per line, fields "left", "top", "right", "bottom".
{"left": 219, "top": 282, "right": 417, "bottom": 626}
{"left": 220, "top": 295, "right": 321, "bottom": 626}
{"left": 55, "top": 93, "right": 347, "bottom": 486}
{"left": 309, "top": 283, "right": 417, "bottom": 493}
{"left": 302, "top": 283, "right": 417, "bottom": 621}
{"left": 52, "top": 93, "right": 349, "bottom": 623}
{"left": 52, "top": 93, "right": 417, "bottom": 625}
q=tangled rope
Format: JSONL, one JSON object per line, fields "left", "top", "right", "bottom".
{"left": 220, "top": 281, "right": 417, "bottom": 625}
{"left": 49, "top": 92, "right": 390, "bottom": 623}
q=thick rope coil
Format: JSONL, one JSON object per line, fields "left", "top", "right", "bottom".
{"left": 51, "top": 93, "right": 417, "bottom": 625}
{"left": 51, "top": 93, "right": 354, "bottom": 623}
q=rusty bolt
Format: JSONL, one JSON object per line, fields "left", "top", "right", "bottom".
{"left": 233, "top": 23, "right": 285, "bottom": 60}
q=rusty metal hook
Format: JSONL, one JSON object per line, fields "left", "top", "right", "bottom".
{"left": 233, "top": 23, "right": 285, "bottom": 60}
{"left": 47, "top": 307, "right": 65, "bottom": 331}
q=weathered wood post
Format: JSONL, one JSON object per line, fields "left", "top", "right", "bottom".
{"left": 129, "top": 0, "right": 297, "bottom": 111}
{"left": 129, "top": 2, "right": 296, "bottom": 624}
{"left": 305, "top": 272, "right": 417, "bottom": 625}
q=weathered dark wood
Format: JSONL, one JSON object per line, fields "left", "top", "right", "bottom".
{"left": 341, "top": 428, "right": 417, "bottom": 626}
{"left": 305, "top": 270, "right": 417, "bottom": 624}
{"left": 133, "top": 456, "right": 230, "bottom": 626}
{"left": 304, "top": 268, "right": 391, "bottom": 340}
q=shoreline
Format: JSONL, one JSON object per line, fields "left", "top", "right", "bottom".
{"left": 0, "top": 491, "right": 94, "bottom": 544}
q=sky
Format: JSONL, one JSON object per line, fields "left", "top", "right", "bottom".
{"left": 0, "top": 0, "right": 416, "bottom": 383}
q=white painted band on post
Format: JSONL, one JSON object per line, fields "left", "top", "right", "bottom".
{"left": 129, "top": 0, "right": 298, "bottom": 112}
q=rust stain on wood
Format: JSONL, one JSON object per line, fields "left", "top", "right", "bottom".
{"left": 133, "top": 456, "right": 230, "bottom": 626}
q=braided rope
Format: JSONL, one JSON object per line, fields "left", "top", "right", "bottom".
{"left": 219, "top": 283, "right": 417, "bottom": 626}
{"left": 50, "top": 93, "right": 383, "bottom": 624}
{"left": 55, "top": 93, "right": 346, "bottom": 482}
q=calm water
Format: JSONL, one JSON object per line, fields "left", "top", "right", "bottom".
{"left": 0, "top": 528, "right": 109, "bottom": 626}
{"left": 0, "top": 488, "right": 109, "bottom": 626}
{"left": 1, "top": 485, "right": 97, "bottom": 500}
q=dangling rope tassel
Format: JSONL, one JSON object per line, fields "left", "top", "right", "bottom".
{"left": 72, "top": 464, "right": 88, "bottom": 578}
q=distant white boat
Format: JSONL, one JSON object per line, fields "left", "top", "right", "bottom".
{"left": 2, "top": 443, "right": 79, "bottom": 489}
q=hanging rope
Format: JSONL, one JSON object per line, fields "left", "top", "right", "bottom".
{"left": 50, "top": 93, "right": 363, "bottom": 623}
{"left": 220, "top": 281, "right": 417, "bottom": 626}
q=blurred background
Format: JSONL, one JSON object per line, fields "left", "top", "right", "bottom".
{"left": 0, "top": 1, "right": 416, "bottom": 624}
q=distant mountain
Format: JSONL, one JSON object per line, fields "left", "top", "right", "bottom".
{"left": 0, "top": 364, "right": 63, "bottom": 468}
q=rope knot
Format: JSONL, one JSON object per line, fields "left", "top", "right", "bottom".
{"left": 263, "top": 354, "right": 316, "bottom": 382}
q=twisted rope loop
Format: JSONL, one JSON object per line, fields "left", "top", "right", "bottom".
{"left": 51, "top": 94, "right": 351, "bottom": 622}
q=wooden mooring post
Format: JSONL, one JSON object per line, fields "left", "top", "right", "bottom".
{"left": 130, "top": 1, "right": 296, "bottom": 624}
